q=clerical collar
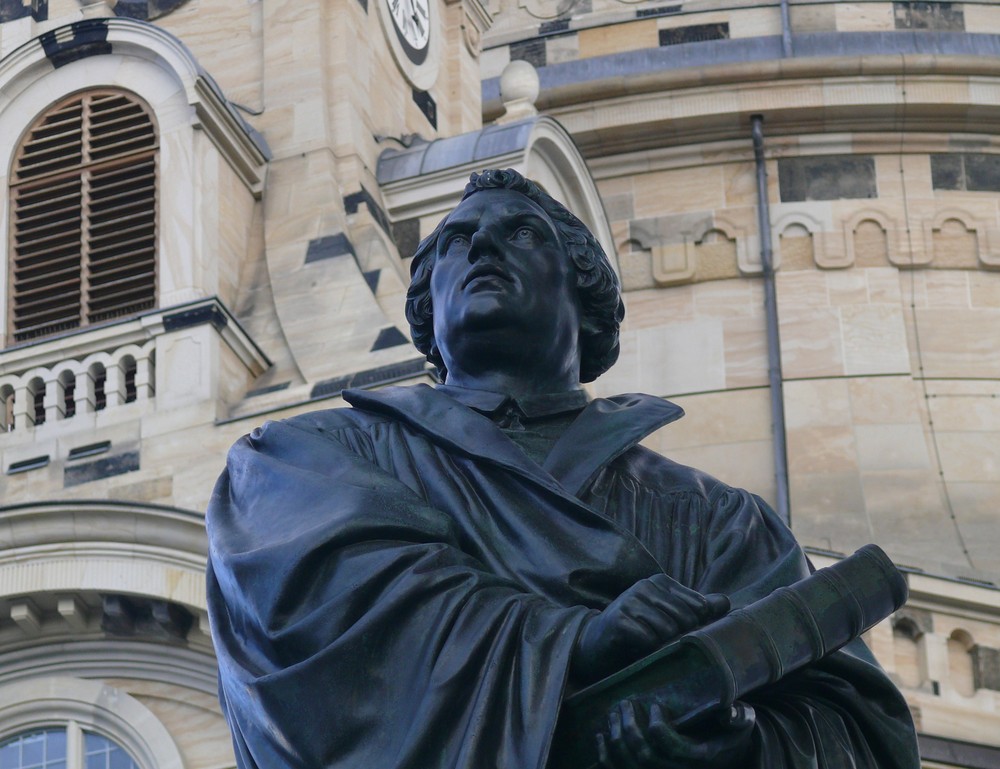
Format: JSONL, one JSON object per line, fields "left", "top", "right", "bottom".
{"left": 436, "top": 384, "right": 588, "bottom": 419}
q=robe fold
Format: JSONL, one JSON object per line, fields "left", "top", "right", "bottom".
{"left": 207, "top": 383, "right": 919, "bottom": 769}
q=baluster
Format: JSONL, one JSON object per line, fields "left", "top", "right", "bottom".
{"left": 75, "top": 369, "right": 97, "bottom": 415}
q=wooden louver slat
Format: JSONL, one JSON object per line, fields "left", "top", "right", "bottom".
{"left": 9, "top": 90, "right": 158, "bottom": 343}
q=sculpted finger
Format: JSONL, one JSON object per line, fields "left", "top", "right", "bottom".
{"left": 643, "top": 704, "right": 688, "bottom": 757}
{"left": 619, "top": 700, "right": 657, "bottom": 767}
{"left": 704, "top": 592, "right": 731, "bottom": 619}
{"left": 642, "top": 577, "right": 712, "bottom": 628}
{"left": 607, "top": 705, "right": 640, "bottom": 769}
{"left": 596, "top": 733, "right": 612, "bottom": 769}
{"left": 644, "top": 596, "right": 701, "bottom": 636}
{"left": 626, "top": 609, "right": 679, "bottom": 649}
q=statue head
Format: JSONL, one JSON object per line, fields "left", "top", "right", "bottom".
{"left": 405, "top": 168, "right": 624, "bottom": 384}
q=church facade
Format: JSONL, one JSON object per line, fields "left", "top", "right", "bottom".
{"left": 0, "top": 0, "right": 997, "bottom": 766}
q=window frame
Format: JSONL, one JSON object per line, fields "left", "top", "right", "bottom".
{"left": 7, "top": 87, "right": 159, "bottom": 345}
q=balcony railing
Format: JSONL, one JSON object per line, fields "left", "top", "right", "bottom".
{"left": 1, "top": 341, "right": 154, "bottom": 431}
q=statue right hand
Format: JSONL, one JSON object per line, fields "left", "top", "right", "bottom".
{"left": 572, "top": 574, "right": 729, "bottom": 685}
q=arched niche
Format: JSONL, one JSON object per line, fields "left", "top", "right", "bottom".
{"left": 924, "top": 209, "right": 988, "bottom": 269}
{"left": 0, "top": 18, "right": 269, "bottom": 335}
{"left": 890, "top": 615, "right": 926, "bottom": 689}
{"left": 947, "top": 628, "right": 977, "bottom": 698}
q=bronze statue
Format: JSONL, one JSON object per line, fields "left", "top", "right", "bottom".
{"left": 207, "top": 169, "right": 920, "bottom": 768}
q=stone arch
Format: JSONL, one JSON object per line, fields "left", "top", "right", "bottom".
{"left": 925, "top": 209, "right": 986, "bottom": 269}
{"left": 891, "top": 615, "right": 926, "bottom": 688}
{"left": 773, "top": 210, "right": 824, "bottom": 270}
{"left": 0, "top": 677, "right": 184, "bottom": 769}
{"left": 947, "top": 628, "right": 977, "bottom": 697}
{"left": 0, "top": 18, "right": 268, "bottom": 343}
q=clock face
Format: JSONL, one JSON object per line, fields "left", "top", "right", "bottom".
{"left": 387, "top": 0, "right": 430, "bottom": 64}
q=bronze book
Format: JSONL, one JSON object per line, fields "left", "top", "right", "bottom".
{"left": 552, "top": 544, "right": 909, "bottom": 769}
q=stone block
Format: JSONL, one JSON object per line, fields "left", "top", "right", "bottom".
{"left": 785, "top": 378, "right": 852, "bottom": 429}
{"left": 827, "top": 270, "right": 869, "bottom": 306}
{"left": 633, "top": 166, "right": 723, "bottom": 217}
{"left": 646, "top": 388, "right": 773, "bottom": 451}
{"left": 866, "top": 267, "right": 903, "bottom": 304}
{"left": 937, "top": 432, "right": 1000, "bottom": 483}
{"left": 545, "top": 33, "right": 580, "bottom": 64}
{"left": 776, "top": 271, "right": 828, "bottom": 309}
{"left": 729, "top": 6, "right": 780, "bottom": 38}
{"left": 779, "top": 232, "right": 815, "bottom": 271}
{"left": 855, "top": 423, "right": 932, "bottom": 472}
{"left": 578, "top": 19, "right": 657, "bottom": 58}
{"left": 790, "top": 1, "right": 835, "bottom": 33}
{"left": 778, "top": 307, "right": 845, "bottom": 379}
{"left": 722, "top": 314, "right": 768, "bottom": 388}
{"left": 721, "top": 161, "right": 758, "bottom": 208}
{"left": 848, "top": 376, "right": 924, "bottom": 425}
{"left": 913, "top": 308, "right": 1000, "bottom": 379}
{"left": 927, "top": 391, "right": 1000, "bottom": 433}
{"left": 787, "top": 425, "right": 859, "bottom": 474}
{"left": 970, "top": 272, "right": 1000, "bottom": 309}
{"left": 692, "top": 278, "right": 761, "bottom": 318}
{"left": 788, "top": 471, "right": 871, "bottom": 551}
{"left": 636, "top": 319, "right": 726, "bottom": 397}
{"left": 841, "top": 304, "right": 911, "bottom": 376}
{"left": 623, "top": 287, "right": 695, "bottom": 330}
{"left": 924, "top": 271, "right": 971, "bottom": 308}
{"left": 836, "top": 2, "right": 895, "bottom": 31}
{"left": 963, "top": 3, "right": 1000, "bottom": 34}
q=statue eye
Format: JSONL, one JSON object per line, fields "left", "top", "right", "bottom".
{"left": 512, "top": 227, "right": 537, "bottom": 243}
{"left": 445, "top": 234, "right": 470, "bottom": 251}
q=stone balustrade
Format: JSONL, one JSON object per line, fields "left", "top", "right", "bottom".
{"left": 0, "top": 341, "right": 155, "bottom": 431}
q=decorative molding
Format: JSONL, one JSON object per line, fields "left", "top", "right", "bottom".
{"left": 635, "top": 215, "right": 749, "bottom": 286}
{"left": 843, "top": 208, "right": 899, "bottom": 269}
{"left": 0, "top": 500, "right": 207, "bottom": 611}
{"left": 923, "top": 208, "right": 995, "bottom": 270}
{"left": 0, "top": 639, "right": 217, "bottom": 695}
{"left": 772, "top": 210, "right": 825, "bottom": 269}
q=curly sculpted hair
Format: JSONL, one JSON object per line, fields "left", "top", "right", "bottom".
{"left": 404, "top": 168, "right": 625, "bottom": 383}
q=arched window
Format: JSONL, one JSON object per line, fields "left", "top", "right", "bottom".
{"left": 0, "top": 727, "right": 140, "bottom": 769}
{"left": 0, "top": 677, "right": 184, "bottom": 769}
{"left": 9, "top": 89, "right": 158, "bottom": 343}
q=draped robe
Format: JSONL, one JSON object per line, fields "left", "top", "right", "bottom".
{"left": 207, "top": 384, "right": 919, "bottom": 769}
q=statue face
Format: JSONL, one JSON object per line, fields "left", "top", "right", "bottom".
{"left": 430, "top": 188, "right": 581, "bottom": 379}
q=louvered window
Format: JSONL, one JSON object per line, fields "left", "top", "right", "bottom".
{"left": 9, "top": 89, "right": 157, "bottom": 343}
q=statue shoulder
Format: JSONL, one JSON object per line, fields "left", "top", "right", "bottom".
{"left": 610, "top": 444, "right": 731, "bottom": 501}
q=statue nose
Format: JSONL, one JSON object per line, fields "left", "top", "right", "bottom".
{"left": 468, "top": 228, "right": 502, "bottom": 262}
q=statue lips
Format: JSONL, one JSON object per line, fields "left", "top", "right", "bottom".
{"left": 462, "top": 262, "right": 512, "bottom": 292}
